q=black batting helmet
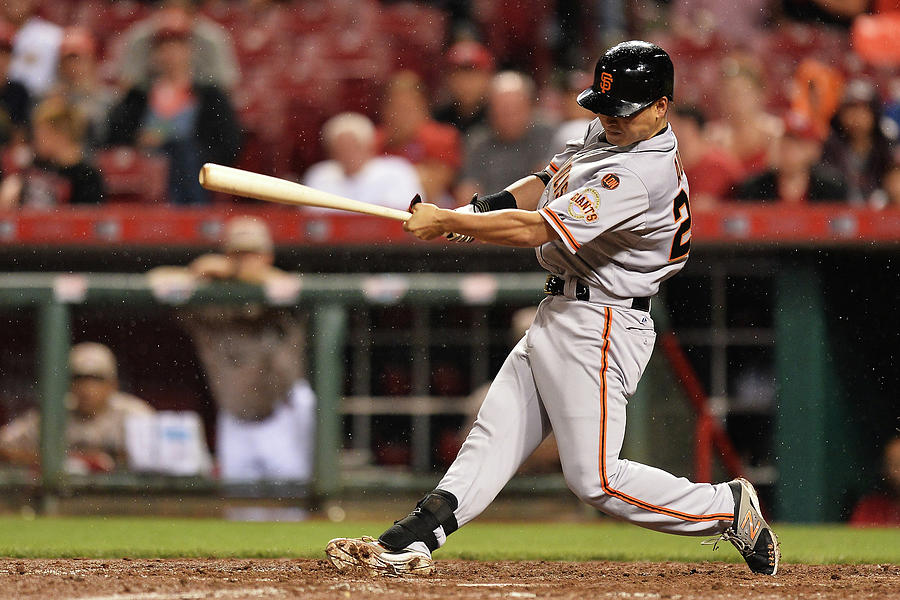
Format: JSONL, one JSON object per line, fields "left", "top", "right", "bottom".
{"left": 577, "top": 40, "right": 674, "bottom": 118}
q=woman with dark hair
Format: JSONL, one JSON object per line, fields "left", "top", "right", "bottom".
{"left": 822, "top": 79, "right": 896, "bottom": 206}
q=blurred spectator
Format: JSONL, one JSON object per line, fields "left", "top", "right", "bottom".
{"left": 850, "top": 436, "right": 900, "bottom": 526}
{"left": 0, "top": 342, "right": 154, "bottom": 473}
{"left": 0, "top": 97, "right": 105, "bottom": 209}
{"left": 791, "top": 59, "right": 844, "bottom": 137}
{"left": 50, "top": 27, "right": 116, "bottom": 152}
{"left": 708, "top": 60, "right": 782, "bottom": 177}
{"left": 115, "top": 1, "right": 240, "bottom": 90}
{"left": 0, "top": 20, "right": 29, "bottom": 146}
{"left": 668, "top": 105, "right": 743, "bottom": 209}
{"left": 734, "top": 112, "right": 848, "bottom": 204}
{"left": 433, "top": 41, "right": 494, "bottom": 134}
{"left": 457, "top": 71, "right": 554, "bottom": 203}
{"left": 2, "top": 0, "right": 62, "bottom": 98}
{"left": 377, "top": 71, "right": 462, "bottom": 206}
{"left": 148, "top": 217, "right": 315, "bottom": 483}
{"left": 872, "top": 157, "right": 900, "bottom": 209}
{"left": 304, "top": 112, "right": 423, "bottom": 212}
{"left": 549, "top": 70, "right": 595, "bottom": 152}
{"left": 670, "top": 0, "right": 771, "bottom": 47}
{"left": 822, "top": 80, "right": 896, "bottom": 205}
{"left": 105, "top": 14, "right": 241, "bottom": 205}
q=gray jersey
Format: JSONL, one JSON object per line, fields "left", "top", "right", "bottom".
{"left": 536, "top": 121, "right": 691, "bottom": 300}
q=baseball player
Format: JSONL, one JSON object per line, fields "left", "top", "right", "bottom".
{"left": 326, "top": 41, "right": 779, "bottom": 577}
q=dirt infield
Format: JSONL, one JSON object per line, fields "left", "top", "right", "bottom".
{"left": 1, "top": 558, "right": 898, "bottom": 599}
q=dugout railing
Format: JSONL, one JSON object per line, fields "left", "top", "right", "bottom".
{"left": 0, "top": 258, "right": 889, "bottom": 523}
{"left": 0, "top": 272, "right": 559, "bottom": 509}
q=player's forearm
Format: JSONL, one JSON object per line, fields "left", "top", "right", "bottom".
{"left": 506, "top": 175, "right": 549, "bottom": 211}
{"left": 439, "top": 208, "right": 555, "bottom": 247}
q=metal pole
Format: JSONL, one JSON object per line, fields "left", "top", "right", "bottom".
{"left": 312, "top": 303, "right": 348, "bottom": 498}
{"left": 37, "top": 301, "right": 71, "bottom": 510}
{"left": 411, "top": 306, "right": 430, "bottom": 473}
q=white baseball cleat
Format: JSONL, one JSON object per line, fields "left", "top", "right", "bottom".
{"left": 325, "top": 536, "right": 434, "bottom": 577}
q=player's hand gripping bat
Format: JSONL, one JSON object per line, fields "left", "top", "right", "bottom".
{"left": 198, "top": 163, "right": 412, "bottom": 221}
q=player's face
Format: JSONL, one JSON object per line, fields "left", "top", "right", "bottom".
{"left": 59, "top": 53, "right": 90, "bottom": 83}
{"left": 597, "top": 98, "right": 668, "bottom": 147}
{"left": 152, "top": 38, "right": 192, "bottom": 78}
{"left": 71, "top": 376, "right": 115, "bottom": 416}
{"left": 33, "top": 121, "right": 62, "bottom": 160}
{"left": 0, "top": 50, "right": 10, "bottom": 78}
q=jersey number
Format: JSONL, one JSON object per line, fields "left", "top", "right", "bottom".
{"left": 551, "top": 162, "right": 572, "bottom": 198}
{"left": 668, "top": 190, "right": 691, "bottom": 262}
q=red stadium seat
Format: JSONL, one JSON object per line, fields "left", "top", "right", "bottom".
{"left": 96, "top": 147, "right": 169, "bottom": 204}
{"left": 380, "top": 3, "right": 447, "bottom": 86}
{"left": 70, "top": 0, "right": 150, "bottom": 41}
{"left": 471, "top": 0, "right": 552, "bottom": 80}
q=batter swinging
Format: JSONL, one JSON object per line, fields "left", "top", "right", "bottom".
{"left": 326, "top": 41, "right": 779, "bottom": 577}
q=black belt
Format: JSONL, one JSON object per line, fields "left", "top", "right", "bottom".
{"left": 544, "top": 275, "right": 651, "bottom": 312}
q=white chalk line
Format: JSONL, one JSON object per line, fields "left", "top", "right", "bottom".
{"left": 67, "top": 586, "right": 283, "bottom": 600}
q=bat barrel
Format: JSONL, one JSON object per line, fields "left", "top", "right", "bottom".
{"left": 199, "top": 164, "right": 411, "bottom": 222}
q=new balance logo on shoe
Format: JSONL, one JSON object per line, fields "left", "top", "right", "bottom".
{"left": 740, "top": 509, "right": 762, "bottom": 541}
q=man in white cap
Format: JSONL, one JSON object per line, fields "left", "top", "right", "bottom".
{"left": 0, "top": 342, "right": 153, "bottom": 472}
{"left": 177, "top": 216, "right": 316, "bottom": 484}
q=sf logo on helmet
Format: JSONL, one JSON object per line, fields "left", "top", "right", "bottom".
{"left": 599, "top": 72, "right": 614, "bottom": 93}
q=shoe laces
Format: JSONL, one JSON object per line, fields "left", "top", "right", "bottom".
{"left": 701, "top": 529, "right": 751, "bottom": 555}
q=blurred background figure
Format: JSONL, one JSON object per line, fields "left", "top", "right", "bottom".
{"left": 150, "top": 217, "right": 316, "bottom": 484}
{"left": 708, "top": 59, "right": 782, "bottom": 178}
{"left": 670, "top": 0, "right": 771, "bottom": 47}
{"left": 377, "top": 71, "right": 462, "bottom": 206}
{"left": 549, "top": 69, "right": 596, "bottom": 152}
{"left": 433, "top": 40, "right": 495, "bottom": 134}
{"left": 734, "top": 112, "right": 848, "bottom": 204}
{"left": 0, "top": 96, "right": 105, "bottom": 209}
{"left": 0, "top": 20, "right": 29, "bottom": 147}
{"left": 2, "top": 0, "right": 62, "bottom": 99}
{"left": 114, "top": 0, "right": 239, "bottom": 91}
{"left": 303, "top": 112, "right": 423, "bottom": 211}
{"left": 790, "top": 58, "right": 845, "bottom": 136}
{"left": 0, "top": 342, "right": 154, "bottom": 474}
{"left": 457, "top": 71, "right": 554, "bottom": 203}
{"left": 872, "top": 156, "right": 900, "bottom": 209}
{"left": 850, "top": 436, "right": 900, "bottom": 526}
{"left": 105, "top": 10, "right": 241, "bottom": 205}
{"left": 668, "top": 105, "right": 743, "bottom": 210}
{"left": 822, "top": 79, "right": 897, "bottom": 205}
{"left": 51, "top": 27, "right": 115, "bottom": 152}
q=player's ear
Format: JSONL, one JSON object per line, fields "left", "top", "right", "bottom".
{"left": 656, "top": 97, "right": 669, "bottom": 117}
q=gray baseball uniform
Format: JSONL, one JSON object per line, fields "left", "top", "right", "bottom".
{"left": 436, "top": 121, "right": 735, "bottom": 540}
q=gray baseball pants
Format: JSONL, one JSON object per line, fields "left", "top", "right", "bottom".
{"left": 437, "top": 295, "right": 735, "bottom": 540}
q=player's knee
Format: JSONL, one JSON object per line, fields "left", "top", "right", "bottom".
{"left": 379, "top": 489, "right": 459, "bottom": 552}
{"left": 563, "top": 459, "right": 625, "bottom": 504}
{"left": 563, "top": 470, "right": 606, "bottom": 504}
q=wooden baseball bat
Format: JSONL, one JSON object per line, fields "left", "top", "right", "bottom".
{"left": 198, "top": 163, "right": 412, "bottom": 222}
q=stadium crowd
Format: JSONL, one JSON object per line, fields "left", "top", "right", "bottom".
{"left": 0, "top": 0, "right": 898, "bottom": 211}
